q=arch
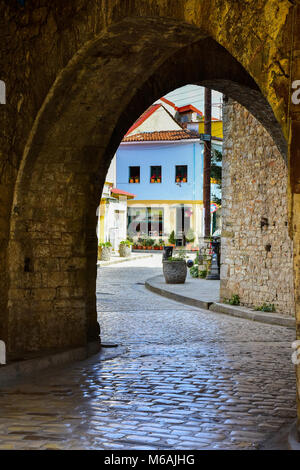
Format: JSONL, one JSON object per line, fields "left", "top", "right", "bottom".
{"left": 7, "top": 16, "right": 287, "bottom": 354}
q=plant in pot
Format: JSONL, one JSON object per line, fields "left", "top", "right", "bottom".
{"left": 137, "top": 237, "right": 144, "bottom": 250}
{"left": 147, "top": 238, "right": 155, "bottom": 250}
{"left": 168, "top": 230, "right": 176, "bottom": 247}
{"left": 163, "top": 249, "right": 188, "bottom": 284}
{"left": 98, "top": 242, "right": 112, "bottom": 261}
{"left": 185, "top": 228, "right": 195, "bottom": 249}
{"left": 119, "top": 240, "right": 132, "bottom": 257}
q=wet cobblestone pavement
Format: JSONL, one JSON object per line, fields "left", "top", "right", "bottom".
{"left": 0, "top": 254, "right": 297, "bottom": 449}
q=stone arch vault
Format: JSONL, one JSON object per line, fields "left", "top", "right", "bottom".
{"left": 1, "top": 0, "right": 300, "bottom": 429}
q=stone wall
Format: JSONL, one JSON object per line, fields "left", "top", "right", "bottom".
{"left": 0, "top": 0, "right": 294, "bottom": 355}
{"left": 221, "top": 100, "right": 294, "bottom": 316}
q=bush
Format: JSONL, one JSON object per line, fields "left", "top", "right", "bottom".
{"left": 255, "top": 303, "right": 276, "bottom": 312}
{"left": 120, "top": 240, "right": 132, "bottom": 246}
{"left": 189, "top": 265, "right": 199, "bottom": 278}
{"left": 168, "top": 230, "right": 176, "bottom": 245}
{"left": 167, "top": 249, "right": 187, "bottom": 261}
{"left": 224, "top": 294, "right": 240, "bottom": 306}
{"left": 185, "top": 228, "right": 195, "bottom": 243}
{"left": 199, "top": 269, "right": 207, "bottom": 279}
{"left": 99, "top": 242, "right": 112, "bottom": 248}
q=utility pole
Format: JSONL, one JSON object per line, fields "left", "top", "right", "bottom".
{"left": 203, "top": 87, "right": 212, "bottom": 238}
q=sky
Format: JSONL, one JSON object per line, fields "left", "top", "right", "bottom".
{"left": 162, "top": 85, "right": 223, "bottom": 120}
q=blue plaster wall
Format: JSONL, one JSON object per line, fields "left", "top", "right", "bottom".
{"left": 116, "top": 141, "right": 203, "bottom": 201}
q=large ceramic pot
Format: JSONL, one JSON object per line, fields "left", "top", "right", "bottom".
{"left": 119, "top": 244, "right": 131, "bottom": 258}
{"left": 163, "top": 260, "right": 187, "bottom": 284}
{"left": 99, "top": 246, "right": 111, "bottom": 261}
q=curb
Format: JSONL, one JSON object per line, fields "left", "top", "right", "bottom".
{"left": 145, "top": 279, "right": 212, "bottom": 310}
{"left": 145, "top": 276, "right": 295, "bottom": 328}
{"left": 98, "top": 253, "right": 154, "bottom": 267}
{"left": 209, "top": 303, "right": 295, "bottom": 328}
{"left": 0, "top": 341, "right": 101, "bottom": 384}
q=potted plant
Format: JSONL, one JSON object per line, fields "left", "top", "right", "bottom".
{"left": 98, "top": 242, "right": 112, "bottom": 261}
{"left": 163, "top": 250, "right": 187, "bottom": 284}
{"left": 135, "top": 177, "right": 139, "bottom": 183}
{"left": 182, "top": 175, "right": 187, "bottom": 183}
{"left": 185, "top": 228, "right": 195, "bottom": 249}
{"left": 129, "top": 178, "right": 134, "bottom": 183}
{"left": 168, "top": 230, "right": 176, "bottom": 247}
{"left": 176, "top": 177, "right": 180, "bottom": 183}
{"left": 119, "top": 240, "right": 132, "bottom": 257}
{"left": 157, "top": 177, "right": 161, "bottom": 183}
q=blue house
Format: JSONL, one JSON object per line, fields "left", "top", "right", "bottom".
{"left": 115, "top": 104, "right": 222, "bottom": 245}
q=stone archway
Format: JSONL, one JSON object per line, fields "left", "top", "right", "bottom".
{"left": 6, "top": 16, "right": 288, "bottom": 356}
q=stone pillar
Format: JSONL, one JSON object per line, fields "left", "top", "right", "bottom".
{"left": 289, "top": 4, "right": 300, "bottom": 440}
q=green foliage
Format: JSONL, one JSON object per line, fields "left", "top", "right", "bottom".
{"left": 168, "top": 230, "right": 176, "bottom": 245}
{"left": 120, "top": 240, "right": 132, "bottom": 246}
{"left": 255, "top": 303, "right": 276, "bottom": 312}
{"left": 189, "top": 265, "right": 199, "bottom": 278}
{"left": 185, "top": 228, "right": 195, "bottom": 243}
{"left": 159, "top": 239, "right": 165, "bottom": 246}
{"left": 167, "top": 249, "right": 187, "bottom": 261}
{"left": 224, "top": 294, "right": 240, "bottom": 306}
{"left": 211, "top": 148, "right": 222, "bottom": 206}
{"left": 99, "top": 242, "right": 112, "bottom": 248}
{"left": 199, "top": 269, "right": 207, "bottom": 279}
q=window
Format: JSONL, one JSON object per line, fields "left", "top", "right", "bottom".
{"left": 150, "top": 166, "right": 162, "bottom": 183}
{"left": 127, "top": 207, "right": 164, "bottom": 237}
{"left": 129, "top": 166, "right": 140, "bottom": 183}
{"left": 175, "top": 165, "right": 188, "bottom": 183}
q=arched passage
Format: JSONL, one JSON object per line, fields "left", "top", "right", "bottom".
{"left": 6, "top": 16, "right": 287, "bottom": 356}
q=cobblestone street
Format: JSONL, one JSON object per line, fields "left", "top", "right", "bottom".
{"left": 0, "top": 255, "right": 297, "bottom": 450}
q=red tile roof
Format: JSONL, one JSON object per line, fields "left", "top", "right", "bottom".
{"left": 160, "top": 96, "right": 219, "bottom": 120}
{"left": 111, "top": 188, "right": 136, "bottom": 199}
{"left": 122, "top": 129, "right": 199, "bottom": 142}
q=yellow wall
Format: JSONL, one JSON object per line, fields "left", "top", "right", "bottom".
{"left": 198, "top": 121, "right": 223, "bottom": 139}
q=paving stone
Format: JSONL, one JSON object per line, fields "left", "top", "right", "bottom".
{"left": 0, "top": 255, "right": 296, "bottom": 449}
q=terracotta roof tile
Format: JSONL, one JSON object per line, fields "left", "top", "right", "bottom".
{"left": 122, "top": 129, "right": 199, "bottom": 142}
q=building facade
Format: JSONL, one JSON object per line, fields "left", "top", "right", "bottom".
{"left": 97, "top": 157, "right": 135, "bottom": 251}
{"left": 116, "top": 103, "right": 222, "bottom": 245}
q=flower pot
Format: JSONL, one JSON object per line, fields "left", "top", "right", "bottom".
{"left": 163, "top": 260, "right": 187, "bottom": 284}
{"left": 129, "top": 178, "right": 134, "bottom": 183}
{"left": 119, "top": 244, "right": 131, "bottom": 258}
{"left": 99, "top": 246, "right": 111, "bottom": 261}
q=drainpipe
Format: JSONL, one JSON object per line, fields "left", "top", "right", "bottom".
{"left": 193, "top": 142, "right": 196, "bottom": 201}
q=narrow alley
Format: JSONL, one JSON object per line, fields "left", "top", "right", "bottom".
{"left": 0, "top": 255, "right": 296, "bottom": 450}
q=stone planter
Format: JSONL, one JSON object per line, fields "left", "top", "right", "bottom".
{"left": 119, "top": 244, "right": 131, "bottom": 258}
{"left": 163, "top": 260, "right": 187, "bottom": 284}
{"left": 99, "top": 246, "right": 111, "bottom": 261}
